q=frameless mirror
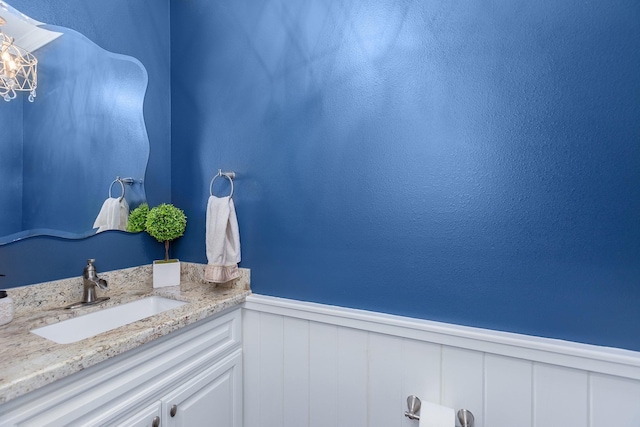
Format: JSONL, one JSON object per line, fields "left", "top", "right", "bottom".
{"left": 0, "top": 2, "right": 149, "bottom": 244}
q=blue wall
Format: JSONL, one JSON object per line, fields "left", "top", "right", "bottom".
{"left": 0, "top": 0, "right": 171, "bottom": 286}
{"left": 1, "top": 0, "right": 638, "bottom": 352}
{"left": 0, "top": 101, "right": 23, "bottom": 236}
{"left": 171, "top": 0, "right": 640, "bottom": 350}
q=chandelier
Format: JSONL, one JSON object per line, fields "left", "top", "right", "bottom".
{"left": 0, "top": 16, "right": 37, "bottom": 102}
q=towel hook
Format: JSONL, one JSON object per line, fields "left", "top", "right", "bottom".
{"left": 108, "top": 177, "right": 126, "bottom": 201}
{"left": 210, "top": 169, "right": 235, "bottom": 198}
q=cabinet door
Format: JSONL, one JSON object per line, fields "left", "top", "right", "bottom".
{"left": 163, "top": 349, "right": 242, "bottom": 427}
{"left": 111, "top": 402, "right": 162, "bottom": 427}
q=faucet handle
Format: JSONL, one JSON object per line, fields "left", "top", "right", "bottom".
{"left": 96, "top": 278, "right": 108, "bottom": 290}
{"left": 84, "top": 259, "right": 107, "bottom": 289}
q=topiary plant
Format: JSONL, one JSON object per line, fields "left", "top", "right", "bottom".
{"left": 145, "top": 203, "right": 187, "bottom": 261}
{"left": 127, "top": 203, "right": 149, "bottom": 233}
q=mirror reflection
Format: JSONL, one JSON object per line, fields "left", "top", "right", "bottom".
{"left": 0, "top": 2, "right": 149, "bottom": 244}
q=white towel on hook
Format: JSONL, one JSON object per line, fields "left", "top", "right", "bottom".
{"left": 93, "top": 197, "right": 129, "bottom": 232}
{"left": 205, "top": 195, "right": 241, "bottom": 283}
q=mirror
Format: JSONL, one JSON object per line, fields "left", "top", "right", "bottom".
{"left": 0, "top": 2, "right": 149, "bottom": 244}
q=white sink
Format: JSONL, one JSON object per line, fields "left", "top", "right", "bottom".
{"left": 31, "top": 296, "right": 187, "bottom": 344}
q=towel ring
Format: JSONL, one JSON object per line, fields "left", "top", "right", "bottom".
{"left": 109, "top": 178, "right": 125, "bottom": 201}
{"left": 209, "top": 170, "right": 235, "bottom": 198}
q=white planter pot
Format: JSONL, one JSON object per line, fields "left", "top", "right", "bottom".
{"left": 153, "top": 259, "right": 181, "bottom": 288}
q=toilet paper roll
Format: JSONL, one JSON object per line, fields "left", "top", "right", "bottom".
{"left": 419, "top": 401, "right": 455, "bottom": 427}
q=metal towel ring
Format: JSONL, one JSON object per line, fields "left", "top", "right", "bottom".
{"left": 108, "top": 177, "right": 125, "bottom": 201}
{"left": 209, "top": 169, "right": 235, "bottom": 198}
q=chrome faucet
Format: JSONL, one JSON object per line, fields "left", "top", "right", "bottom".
{"left": 65, "top": 259, "right": 110, "bottom": 309}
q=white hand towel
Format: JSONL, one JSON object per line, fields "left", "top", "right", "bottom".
{"left": 93, "top": 197, "right": 129, "bottom": 232}
{"left": 205, "top": 195, "right": 241, "bottom": 283}
{"left": 118, "top": 197, "right": 129, "bottom": 230}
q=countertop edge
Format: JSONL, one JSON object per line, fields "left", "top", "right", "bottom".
{"left": 0, "top": 287, "right": 251, "bottom": 405}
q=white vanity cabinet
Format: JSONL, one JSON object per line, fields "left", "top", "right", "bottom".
{"left": 159, "top": 350, "right": 241, "bottom": 426}
{"left": 111, "top": 350, "right": 242, "bottom": 427}
{"left": 0, "top": 308, "right": 242, "bottom": 427}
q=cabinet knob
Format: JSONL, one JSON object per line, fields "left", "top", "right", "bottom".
{"left": 170, "top": 404, "right": 177, "bottom": 417}
{"left": 152, "top": 416, "right": 160, "bottom": 427}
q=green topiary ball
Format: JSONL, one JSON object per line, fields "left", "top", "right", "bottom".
{"left": 145, "top": 203, "right": 187, "bottom": 243}
{"left": 127, "top": 203, "right": 149, "bottom": 233}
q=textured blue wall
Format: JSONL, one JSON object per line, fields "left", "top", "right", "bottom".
{"left": 0, "top": 101, "right": 22, "bottom": 236}
{"left": 171, "top": 0, "right": 640, "bottom": 350}
{"left": 0, "top": 0, "right": 171, "bottom": 287}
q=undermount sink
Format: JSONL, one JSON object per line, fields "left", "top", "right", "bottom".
{"left": 31, "top": 296, "right": 187, "bottom": 344}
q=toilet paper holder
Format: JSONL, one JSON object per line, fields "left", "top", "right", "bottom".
{"left": 405, "top": 395, "right": 475, "bottom": 427}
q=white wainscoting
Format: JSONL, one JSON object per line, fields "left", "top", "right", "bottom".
{"left": 243, "top": 294, "right": 640, "bottom": 427}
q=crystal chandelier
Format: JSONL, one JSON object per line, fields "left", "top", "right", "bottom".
{"left": 0, "top": 16, "right": 37, "bottom": 102}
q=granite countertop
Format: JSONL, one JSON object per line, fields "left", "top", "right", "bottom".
{"left": 0, "top": 263, "right": 251, "bottom": 405}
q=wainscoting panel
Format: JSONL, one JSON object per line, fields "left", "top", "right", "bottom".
{"left": 533, "top": 363, "right": 588, "bottom": 427}
{"left": 242, "top": 309, "right": 261, "bottom": 427}
{"left": 369, "top": 332, "right": 404, "bottom": 427}
{"left": 309, "top": 322, "right": 339, "bottom": 427}
{"left": 484, "top": 354, "right": 532, "bottom": 427}
{"left": 243, "top": 295, "right": 640, "bottom": 427}
{"left": 283, "top": 317, "right": 310, "bottom": 427}
{"left": 400, "top": 339, "right": 441, "bottom": 427}
{"left": 441, "top": 347, "right": 484, "bottom": 426}
{"left": 590, "top": 374, "right": 640, "bottom": 426}
{"left": 259, "top": 313, "right": 284, "bottom": 427}
{"left": 337, "top": 327, "right": 368, "bottom": 427}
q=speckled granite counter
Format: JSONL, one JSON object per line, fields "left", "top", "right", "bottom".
{"left": 0, "top": 263, "right": 250, "bottom": 405}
